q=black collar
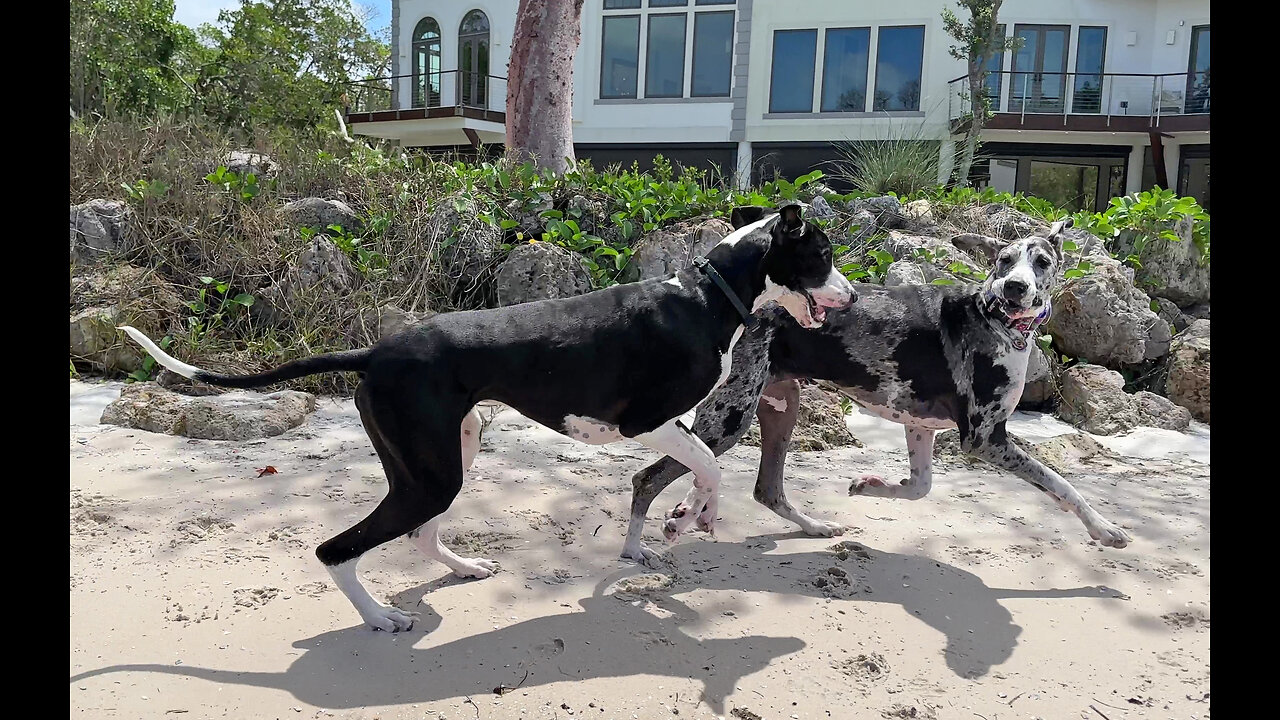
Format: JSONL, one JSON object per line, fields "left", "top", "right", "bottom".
{"left": 693, "top": 256, "right": 758, "bottom": 330}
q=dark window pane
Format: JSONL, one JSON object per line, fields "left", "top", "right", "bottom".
{"left": 460, "top": 9, "right": 489, "bottom": 33}
{"left": 1029, "top": 160, "right": 1098, "bottom": 213}
{"left": 1073, "top": 27, "right": 1106, "bottom": 113}
{"left": 646, "top": 13, "right": 687, "bottom": 97}
{"left": 412, "top": 17, "right": 442, "bottom": 107}
{"left": 769, "top": 29, "right": 817, "bottom": 113}
{"left": 601, "top": 15, "right": 640, "bottom": 98}
{"left": 695, "top": 0, "right": 735, "bottom": 4}
{"left": 1186, "top": 26, "right": 1210, "bottom": 113}
{"left": 873, "top": 26, "right": 924, "bottom": 111}
{"left": 603, "top": 0, "right": 640, "bottom": 7}
{"left": 650, "top": 0, "right": 688, "bottom": 5}
{"left": 821, "top": 27, "right": 869, "bottom": 111}
{"left": 692, "top": 11, "right": 734, "bottom": 96}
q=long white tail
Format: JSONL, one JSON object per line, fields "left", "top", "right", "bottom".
{"left": 118, "top": 326, "right": 203, "bottom": 379}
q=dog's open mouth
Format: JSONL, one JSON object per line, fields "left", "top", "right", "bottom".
{"left": 805, "top": 291, "right": 826, "bottom": 324}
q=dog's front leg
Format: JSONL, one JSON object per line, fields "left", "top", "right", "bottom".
{"left": 755, "top": 379, "right": 845, "bottom": 536}
{"left": 850, "top": 426, "right": 936, "bottom": 500}
{"left": 634, "top": 420, "right": 721, "bottom": 541}
{"left": 962, "top": 422, "right": 1131, "bottom": 548}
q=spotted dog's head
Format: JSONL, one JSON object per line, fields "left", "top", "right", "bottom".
{"left": 954, "top": 218, "right": 1074, "bottom": 320}
{"left": 727, "top": 204, "right": 855, "bottom": 328}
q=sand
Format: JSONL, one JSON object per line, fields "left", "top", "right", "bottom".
{"left": 70, "top": 380, "right": 1210, "bottom": 720}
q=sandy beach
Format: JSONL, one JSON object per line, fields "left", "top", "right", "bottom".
{"left": 70, "top": 379, "right": 1210, "bottom": 720}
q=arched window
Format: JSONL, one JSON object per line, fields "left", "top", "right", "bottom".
{"left": 412, "top": 17, "right": 441, "bottom": 108}
{"left": 458, "top": 10, "right": 490, "bottom": 108}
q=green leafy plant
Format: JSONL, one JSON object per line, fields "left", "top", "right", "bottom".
{"left": 204, "top": 166, "right": 262, "bottom": 201}
{"left": 120, "top": 178, "right": 169, "bottom": 202}
{"left": 1090, "top": 187, "right": 1210, "bottom": 268}
{"left": 184, "top": 276, "right": 254, "bottom": 348}
{"left": 126, "top": 334, "right": 173, "bottom": 382}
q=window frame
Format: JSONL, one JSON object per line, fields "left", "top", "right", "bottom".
{"left": 690, "top": 10, "right": 735, "bottom": 98}
{"left": 599, "top": 13, "right": 642, "bottom": 99}
{"left": 768, "top": 28, "right": 819, "bottom": 114}
{"left": 644, "top": 12, "right": 689, "bottom": 98}
{"left": 818, "top": 26, "right": 872, "bottom": 113}
{"left": 599, "top": 0, "right": 737, "bottom": 102}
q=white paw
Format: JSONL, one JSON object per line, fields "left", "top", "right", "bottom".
{"left": 663, "top": 501, "right": 705, "bottom": 540}
{"left": 695, "top": 505, "right": 717, "bottom": 535}
{"left": 360, "top": 603, "right": 419, "bottom": 632}
{"left": 849, "top": 474, "right": 888, "bottom": 496}
{"left": 452, "top": 558, "right": 499, "bottom": 578}
{"left": 621, "top": 543, "right": 665, "bottom": 569}
{"left": 799, "top": 519, "right": 846, "bottom": 537}
{"left": 1090, "top": 521, "right": 1131, "bottom": 549}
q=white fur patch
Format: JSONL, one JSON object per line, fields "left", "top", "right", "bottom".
{"left": 664, "top": 276, "right": 684, "bottom": 288}
{"left": 716, "top": 215, "right": 774, "bottom": 247}
{"left": 760, "top": 395, "right": 788, "bottom": 413}
{"left": 562, "top": 415, "right": 626, "bottom": 445}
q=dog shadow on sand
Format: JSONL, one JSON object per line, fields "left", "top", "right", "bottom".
{"left": 68, "top": 535, "right": 1123, "bottom": 713}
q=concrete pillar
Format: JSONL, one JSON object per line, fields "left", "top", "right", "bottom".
{"left": 1161, "top": 139, "right": 1180, "bottom": 192}
{"left": 735, "top": 141, "right": 753, "bottom": 190}
{"left": 1125, "top": 143, "right": 1145, "bottom": 194}
{"left": 938, "top": 138, "right": 958, "bottom": 185}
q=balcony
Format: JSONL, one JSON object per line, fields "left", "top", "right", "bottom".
{"left": 343, "top": 70, "right": 509, "bottom": 148}
{"left": 948, "top": 71, "right": 1210, "bottom": 134}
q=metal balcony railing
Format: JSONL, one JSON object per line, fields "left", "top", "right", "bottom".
{"left": 948, "top": 70, "right": 1210, "bottom": 127}
{"left": 342, "top": 70, "right": 509, "bottom": 115}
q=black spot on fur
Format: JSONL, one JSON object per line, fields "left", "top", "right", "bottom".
{"left": 971, "top": 352, "right": 1009, "bottom": 406}
{"left": 723, "top": 407, "right": 747, "bottom": 438}
{"left": 893, "top": 329, "right": 955, "bottom": 403}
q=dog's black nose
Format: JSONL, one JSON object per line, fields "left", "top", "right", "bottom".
{"left": 1002, "top": 279, "right": 1028, "bottom": 298}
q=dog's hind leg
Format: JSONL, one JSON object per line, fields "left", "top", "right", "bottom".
{"left": 316, "top": 385, "right": 468, "bottom": 632}
{"left": 404, "top": 407, "right": 499, "bottom": 578}
{"left": 755, "top": 379, "right": 845, "bottom": 536}
{"left": 961, "top": 420, "right": 1131, "bottom": 548}
{"left": 850, "top": 427, "right": 936, "bottom": 500}
{"left": 633, "top": 420, "right": 721, "bottom": 541}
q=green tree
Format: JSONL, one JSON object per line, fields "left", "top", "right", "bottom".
{"left": 194, "top": 0, "right": 389, "bottom": 134}
{"left": 942, "top": 0, "right": 1021, "bottom": 186}
{"left": 69, "top": 0, "right": 198, "bottom": 117}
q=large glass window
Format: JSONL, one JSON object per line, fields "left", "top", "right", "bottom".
{"left": 411, "top": 17, "right": 441, "bottom": 108}
{"left": 873, "top": 26, "right": 925, "bottom": 111}
{"left": 1011, "top": 25, "right": 1069, "bottom": 113}
{"left": 1029, "top": 160, "right": 1098, "bottom": 213}
{"left": 769, "top": 30, "right": 817, "bottom": 113}
{"left": 691, "top": 11, "right": 734, "bottom": 96}
{"left": 645, "top": 14, "right": 687, "bottom": 98}
{"left": 1186, "top": 25, "right": 1210, "bottom": 113}
{"left": 601, "top": 15, "right": 640, "bottom": 98}
{"left": 603, "top": 0, "right": 640, "bottom": 8}
{"left": 820, "top": 27, "right": 870, "bottom": 112}
{"left": 458, "top": 10, "right": 490, "bottom": 108}
{"left": 1073, "top": 27, "right": 1106, "bottom": 113}
{"left": 650, "top": 0, "right": 688, "bottom": 6}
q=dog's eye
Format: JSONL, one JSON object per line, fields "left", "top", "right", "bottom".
{"left": 1035, "top": 257, "right": 1051, "bottom": 270}
{"left": 998, "top": 256, "right": 1012, "bottom": 265}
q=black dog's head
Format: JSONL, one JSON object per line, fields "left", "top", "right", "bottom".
{"left": 724, "top": 204, "right": 855, "bottom": 328}
{"left": 953, "top": 217, "right": 1074, "bottom": 319}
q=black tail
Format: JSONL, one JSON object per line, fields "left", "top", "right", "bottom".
{"left": 117, "top": 325, "right": 371, "bottom": 389}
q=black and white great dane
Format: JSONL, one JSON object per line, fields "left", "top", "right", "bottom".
{"left": 622, "top": 213, "right": 1132, "bottom": 565}
{"left": 120, "top": 204, "right": 854, "bottom": 632}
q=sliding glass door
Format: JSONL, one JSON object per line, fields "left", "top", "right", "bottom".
{"left": 1011, "top": 25, "right": 1069, "bottom": 113}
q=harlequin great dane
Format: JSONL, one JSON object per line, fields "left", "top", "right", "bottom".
{"left": 622, "top": 216, "right": 1132, "bottom": 566}
{"left": 120, "top": 204, "right": 854, "bottom": 631}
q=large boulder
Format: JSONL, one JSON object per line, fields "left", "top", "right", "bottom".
{"left": 252, "top": 237, "right": 361, "bottom": 326}
{"left": 1047, "top": 259, "right": 1172, "bottom": 367}
{"left": 504, "top": 192, "right": 555, "bottom": 235}
{"left": 280, "top": 197, "right": 361, "bottom": 232}
{"left": 628, "top": 218, "right": 734, "bottom": 281}
{"left": 903, "top": 199, "right": 935, "bottom": 227}
{"left": 222, "top": 150, "right": 278, "bottom": 178}
{"left": 1058, "top": 364, "right": 1191, "bottom": 435}
{"left": 432, "top": 197, "right": 505, "bottom": 307}
{"left": 957, "top": 203, "right": 1049, "bottom": 241}
{"left": 846, "top": 209, "right": 879, "bottom": 244}
{"left": 347, "top": 303, "right": 434, "bottom": 344}
{"left": 1019, "top": 347, "right": 1060, "bottom": 410}
{"left": 884, "top": 260, "right": 929, "bottom": 286}
{"left": 70, "top": 265, "right": 184, "bottom": 374}
{"left": 101, "top": 383, "right": 316, "bottom": 440}
{"left": 495, "top": 241, "right": 594, "bottom": 307}
{"left": 848, "top": 195, "right": 907, "bottom": 230}
{"left": 70, "top": 199, "right": 132, "bottom": 265}
{"left": 1152, "top": 297, "right": 1191, "bottom": 333}
{"left": 1161, "top": 319, "right": 1210, "bottom": 423}
{"left": 1112, "top": 215, "right": 1210, "bottom": 307}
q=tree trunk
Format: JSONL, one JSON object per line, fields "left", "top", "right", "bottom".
{"left": 506, "top": 0, "right": 584, "bottom": 174}
{"left": 956, "top": 62, "right": 985, "bottom": 186}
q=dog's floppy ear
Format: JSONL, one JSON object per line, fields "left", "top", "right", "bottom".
{"left": 777, "top": 203, "right": 804, "bottom": 237}
{"left": 1046, "top": 217, "right": 1074, "bottom": 258}
{"left": 950, "top": 233, "right": 1008, "bottom": 263}
{"left": 730, "top": 206, "right": 771, "bottom": 230}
